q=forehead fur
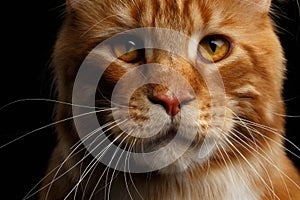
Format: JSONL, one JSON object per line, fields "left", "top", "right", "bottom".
{"left": 67, "top": 0, "right": 271, "bottom": 37}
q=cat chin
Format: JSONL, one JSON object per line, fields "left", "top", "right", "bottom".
{"left": 131, "top": 141, "right": 216, "bottom": 174}
{"left": 155, "top": 150, "right": 212, "bottom": 175}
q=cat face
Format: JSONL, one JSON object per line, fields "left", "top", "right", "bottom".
{"left": 54, "top": 0, "right": 285, "bottom": 174}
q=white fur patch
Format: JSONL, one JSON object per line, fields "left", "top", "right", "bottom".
{"left": 209, "top": 162, "right": 261, "bottom": 200}
{"left": 233, "top": 85, "right": 261, "bottom": 97}
{"left": 188, "top": 33, "right": 201, "bottom": 62}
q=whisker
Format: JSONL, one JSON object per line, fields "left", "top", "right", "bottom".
{"left": 0, "top": 98, "right": 106, "bottom": 112}
{"left": 0, "top": 108, "right": 116, "bottom": 149}
{"left": 215, "top": 145, "right": 239, "bottom": 196}
{"left": 85, "top": 130, "right": 134, "bottom": 198}
{"left": 233, "top": 118, "right": 300, "bottom": 159}
{"left": 272, "top": 113, "right": 300, "bottom": 118}
{"left": 231, "top": 127, "right": 300, "bottom": 189}
{"left": 24, "top": 119, "right": 127, "bottom": 200}
{"left": 71, "top": 119, "right": 122, "bottom": 150}
{"left": 217, "top": 141, "right": 260, "bottom": 200}
{"left": 226, "top": 107, "right": 259, "bottom": 151}
{"left": 96, "top": 87, "right": 132, "bottom": 109}
{"left": 126, "top": 138, "right": 145, "bottom": 200}
{"left": 78, "top": 124, "right": 130, "bottom": 198}
{"left": 63, "top": 132, "right": 126, "bottom": 200}
{"left": 102, "top": 132, "right": 131, "bottom": 200}
{"left": 228, "top": 129, "right": 279, "bottom": 200}
{"left": 124, "top": 140, "right": 136, "bottom": 200}
{"left": 105, "top": 132, "right": 133, "bottom": 200}
{"left": 81, "top": 14, "right": 124, "bottom": 38}
{"left": 77, "top": 121, "right": 123, "bottom": 199}
{"left": 227, "top": 128, "right": 299, "bottom": 194}
{"left": 231, "top": 118, "right": 275, "bottom": 155}
{"left": 23, "top": 146, "right": 87, "bottom": 200}
{"left": 45, "top": 119, "right": 127, "bottom": 199}
{"left": 222, "top": 131, "right": 281, "bottom": 200}
{"left": 225, "top": 107, "right": 300, "bottom": 153}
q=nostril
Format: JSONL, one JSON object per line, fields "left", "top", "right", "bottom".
{"left": 153, "top": 99, "right": 168, "bottom": 110}
{"left": 149, "top": 93, "right": 194, "bottom": 117}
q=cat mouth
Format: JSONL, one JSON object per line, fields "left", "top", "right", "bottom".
{"left": 150, "top": 129, "right": 177, "bottom": 145}
{"left": 107, "top": 127, "right": 196, "bottom": 153}
{"left": 143, "top": 128, "right": 196, "bottom": 151}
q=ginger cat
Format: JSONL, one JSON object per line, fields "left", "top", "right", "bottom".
{"left": 39, "top": 0, "right": 300, "bottom": 199}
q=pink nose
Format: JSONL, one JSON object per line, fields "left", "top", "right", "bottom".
{"left": 150, "top": 93, "right": 194, "bottom": 116}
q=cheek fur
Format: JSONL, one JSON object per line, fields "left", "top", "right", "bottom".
{"left": 39, "top": 0, "right": 300, "bottom": 199}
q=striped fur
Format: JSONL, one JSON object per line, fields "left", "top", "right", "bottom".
{"left": 39, "top": 0, "right": 300, "bottom": 199}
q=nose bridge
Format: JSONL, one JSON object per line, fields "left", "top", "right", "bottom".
{"left": 149, "top": 50, "right": 191, "bottom": 75}
{"left": 143, "top": 50, "right": 200, "bottom": 106}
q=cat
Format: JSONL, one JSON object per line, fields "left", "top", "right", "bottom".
{"left": 38, "top": 0, "right": 300, "bottom": 199}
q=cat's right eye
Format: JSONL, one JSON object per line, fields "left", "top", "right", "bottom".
{"left": 111, "top": 35, "right": 144, "bottom": 63}
{"left": 198, "top": 35, "right": 231, "bottom": 63}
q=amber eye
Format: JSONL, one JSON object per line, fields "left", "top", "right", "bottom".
{"left": 198, "top": 35, "right": 230, "bottom": 63}
{"left": 111, "top": 35, "right": 144, "bottom": 63}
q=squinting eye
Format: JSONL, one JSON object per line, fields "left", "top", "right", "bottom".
{"left": 198, "top": 35, "right": 231, "bottom": 63}
{"left": 111, "top": 35, "right": 144, "bottom": 63}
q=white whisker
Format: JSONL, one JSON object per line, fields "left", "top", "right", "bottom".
{"left": 222, "top": 132, "right": 281, "bottom": 200}
{"left": 124, "top": 141, "right": 135, "bottom": 200}
{"left": 1, "top": 108, "right": 116, "bottom": 149}
{"left": 217, "top": 141, "right": 261, "bottom": 200}
{"left": 228, "top": 129, "right": 278, "bottom": 200}
{"left": 233, "top": 118, "right": 300, "bottom": 159}
{"left": 230, "top": 128, "right": 300, "bottom": 190}
{"left": 45, "top": 119, "right": 127, "bottom": 199}
{"left": 127, "top": 139, "right": 145, "bottom": 200}
{"left": 24, "top": 119, "right": 127, "bottom": 200}
{"left": 227, "top": 107, "right": 260, "bottom": 150}
{"left": 225, "top": 107, "right": 300, "bottom": 154}
{"left": 71, "top": 119, "right": 122, "bottom": 150}
{"left": 106, "top": 132, "right": 133, "bottom": 200}
{"left": 0, "top": 98, "right": 106, "bottom": 112}
{"left": 63, "top": 131, "right": 126, "bottom": 200}
{"left": 23, "top": 146, "right": 86, "bottom": 200}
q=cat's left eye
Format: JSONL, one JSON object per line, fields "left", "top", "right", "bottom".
{"left": 111, "top": 35, "right": 144, "bottom": 63}
{"left": 198, "top": 35, "right": 231, "bottom": 63}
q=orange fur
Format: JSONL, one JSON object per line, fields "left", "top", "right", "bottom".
{"left": 39, "top": 0, "right": 300, "bottom": 199}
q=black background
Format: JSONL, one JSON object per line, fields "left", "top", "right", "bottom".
{"left": 0, "top": 0, "right": 299, "bottom": 199}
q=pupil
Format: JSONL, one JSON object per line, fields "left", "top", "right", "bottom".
{"left": 209, "top": 40, "right": 217, "bottom": 53}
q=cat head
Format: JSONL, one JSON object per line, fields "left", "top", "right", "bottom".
{"left": 53, "top": 0, "right": 285, "bottom": 174}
